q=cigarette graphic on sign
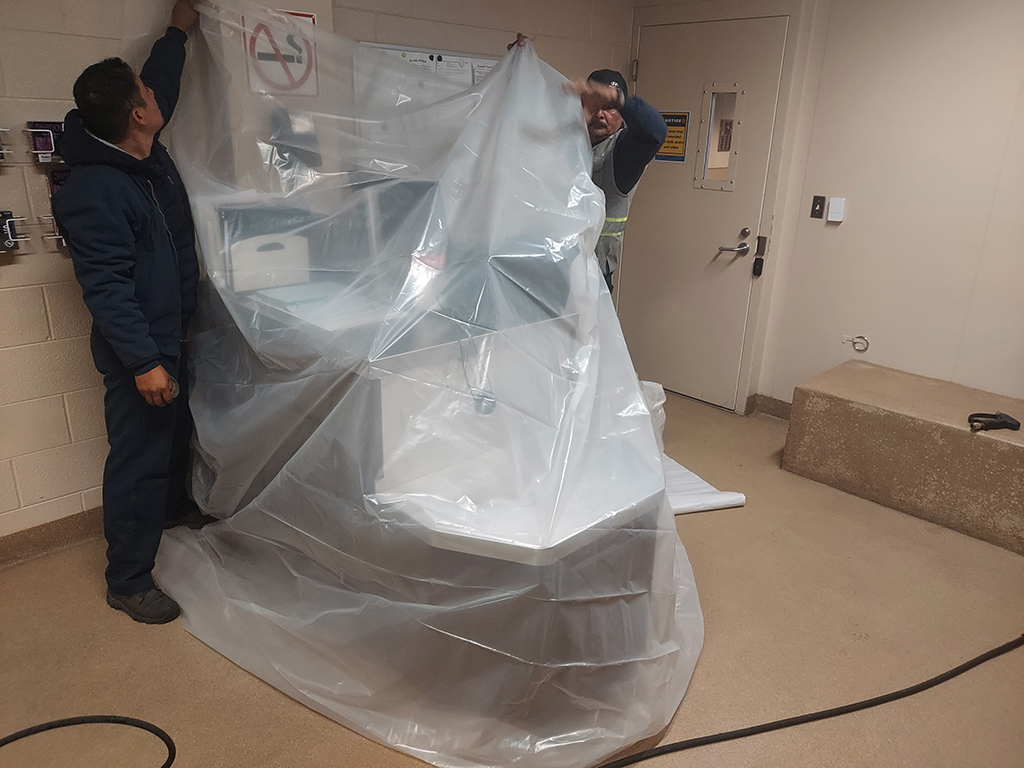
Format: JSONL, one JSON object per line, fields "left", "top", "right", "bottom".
{"left": 254, "top": 34, "right": 304, "bottom": 64}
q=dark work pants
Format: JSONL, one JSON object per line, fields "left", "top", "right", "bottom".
{"left": 91, "top": 332, "right": 193, "bottom": 595}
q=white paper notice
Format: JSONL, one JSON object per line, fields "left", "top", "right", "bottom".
{"left": 436, "top": 56, "right": 473, "bottom": 86}
{"left": 393, "top": 50, "right": 435, "bottom": 74}
{"left": 472, "top": 60, "right": 496, "bottom": 84}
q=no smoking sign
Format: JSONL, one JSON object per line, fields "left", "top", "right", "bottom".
{"left": 243, "top": 11, "right": 318, "bottom": 97}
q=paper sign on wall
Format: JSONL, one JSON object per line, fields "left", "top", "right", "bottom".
{"left": 472, "top": 60, "right": 495, "bottom": 84}
{"left": 435, "top": 56, "right": 473, "bottom": 86}
{"left": 244, "top": 11, "right": 318, "bottom": 97}
{"left": 371, "top": 44, "right": 497, "bottom": 87}
{"left": 656, "top": 112, "right": 689, "bottom": 162}
{"left": 387, "top": 49, "right": 436, "bottom": 73}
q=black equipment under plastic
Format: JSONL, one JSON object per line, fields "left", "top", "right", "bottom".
{"left": 0, "top": 715, "right": 175, "bottom": 767}
{"left": 600, "top": 633, "right": 1024, "bottom": 768}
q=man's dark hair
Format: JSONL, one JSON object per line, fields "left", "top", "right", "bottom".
{"left": 588, "top": 69, "right": 629, "bottom": 101}
{"left": 72, "top": 58, "right": 145, "bottom": 144}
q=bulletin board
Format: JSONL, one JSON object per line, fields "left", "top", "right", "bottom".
{"left": 367, "top": 43, "right": 499, "bottom": 86}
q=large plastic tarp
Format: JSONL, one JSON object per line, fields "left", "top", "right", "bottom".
{"left": 155, "top": 3, "right": 703, "bottom": 766}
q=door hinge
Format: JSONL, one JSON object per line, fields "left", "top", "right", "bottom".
{"left": 630, "top": 59, "right": 639, "bottom": 82}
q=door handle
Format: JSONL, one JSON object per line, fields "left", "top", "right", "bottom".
{"left": 717, "top": 242, "right": 750, "bottom": 256}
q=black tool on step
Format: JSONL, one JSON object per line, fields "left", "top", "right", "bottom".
{"left": 967, "top": 412, "right": 1021, "bottom": 432}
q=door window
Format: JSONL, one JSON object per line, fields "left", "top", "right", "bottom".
{"left": 695, "top": 84, "right": 746, "bottom": 191}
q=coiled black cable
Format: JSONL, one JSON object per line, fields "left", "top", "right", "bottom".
{"left": 0, "top": 715, "right": 175, "bottom": 767}
{"left": 601, "top": 633, "right": 1024, "bottom": 768}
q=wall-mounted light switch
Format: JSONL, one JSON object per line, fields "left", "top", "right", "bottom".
{"left": 810, "top": 195, "right": 825, "bottom": 218}
{"left": 827, "top": 197, "right": 846, "bottom": 223}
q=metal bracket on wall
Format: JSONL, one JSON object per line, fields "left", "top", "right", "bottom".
{"left": 2, "top": 211, "right": 31, "bottom": 252}
{"left": 24, "top": 122, "right": 65, "bottom": 163}
{"left": 25, "top": 128, "right": 56, "bottom": 162}
{"left": 38, "top": 214, "right": 65, "bottom": 247}
{"left": 0, "top": 128, "right": 12, "bottom": 161}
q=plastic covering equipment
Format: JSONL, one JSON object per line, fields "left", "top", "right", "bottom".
{"left": 155, "top": 3, "right": 704, "bottom": 766}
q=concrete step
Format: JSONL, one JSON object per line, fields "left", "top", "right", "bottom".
{"left": 783, "top": 361, "right": 1024, "bottom": 555}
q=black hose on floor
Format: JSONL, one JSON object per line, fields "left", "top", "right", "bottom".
{"left": 0, "top": 715, "right": 175, "bottom": 767}
{"left": 3, "top": 635, "right": 1021, "bottom": 768}
{"left": 601, "top": 632, "right": 1024, "bottom": 768}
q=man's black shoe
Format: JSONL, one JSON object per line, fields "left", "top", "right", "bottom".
{"left": 164, "top": 501, "right": 217, "bottom": 530}
{"left": 106, "top": 587, "right": 181, "bottom": 624}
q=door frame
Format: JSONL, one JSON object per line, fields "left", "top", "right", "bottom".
{"left": 624, "top": 0, "right": 829, "bottom": 413}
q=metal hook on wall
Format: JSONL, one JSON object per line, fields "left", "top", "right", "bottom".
{"left": 842, "top": 335, "right": 870, "bottom": 353}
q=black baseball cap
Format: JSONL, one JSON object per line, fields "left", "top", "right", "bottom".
{"left": 587, "top": 69, "right": 628, "bottom": 100}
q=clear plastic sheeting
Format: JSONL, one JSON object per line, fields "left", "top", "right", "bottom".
{"left": 639, "top": 381, "right": 746, "bottom": 514}
{"left": 155, "top": 3, "right": 703, "bottom": 766}
{"left": 662, "top": 455, "right": 747, "bottom": 514}
{"left": 640, "top": 380, "right": 668, "bottom": 453}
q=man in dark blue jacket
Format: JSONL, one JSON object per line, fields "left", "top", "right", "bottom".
{"left": 55, "top": 0, "right": 208, "bottom": 624}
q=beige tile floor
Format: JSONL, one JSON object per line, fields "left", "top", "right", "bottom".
{"left": 2, "top": 394, "right": 1022, "bottom": 768}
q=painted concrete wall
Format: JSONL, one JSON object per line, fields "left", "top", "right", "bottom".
{"left": 633, "top": 0, "right": 1023, "bottom": 405}
{"left": 757, "top": 0, "right": 1024, "bottom": 402}
{"left": 332, "top": 0, "right": 633, "bottom": 80}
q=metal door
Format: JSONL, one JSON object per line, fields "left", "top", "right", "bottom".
{"left": 617, "top": 17, "right": 788, "bottom": 410}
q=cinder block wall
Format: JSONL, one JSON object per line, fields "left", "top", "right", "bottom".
{"left": 0, "top": 0, "right": 635, "bottom": 538}
{"left": 0, "top": 2, "right": 133, "bottom": 538}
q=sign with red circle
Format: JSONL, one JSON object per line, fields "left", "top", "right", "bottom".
{"left": 243, "top": 11, "right": 318, "bottom": 97}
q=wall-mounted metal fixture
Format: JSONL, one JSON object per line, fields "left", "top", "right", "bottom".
{"left": 717, "top": 241, "right": 750, "bottom": 257}
{"left": 2, "top": 211, "right": 31, "bottom": 252}
{"left": 25, "top": 121, "right": 65, "bottom": 163}
{"left": 38, "top": 214, "right": 66, "bottom": 247}
{"left": 843, "top": 335, "right": 870, "bottom": 353}
{"left": 0, "top": 128, "right": 12, "bottom": 161}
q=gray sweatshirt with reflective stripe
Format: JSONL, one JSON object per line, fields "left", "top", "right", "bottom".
{"left": 591, "top": 96, "right": 668, "bottom": 276}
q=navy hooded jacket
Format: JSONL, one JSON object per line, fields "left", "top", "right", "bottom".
{"left": 54, "top": 27, "right": 200, "bottom": 375}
